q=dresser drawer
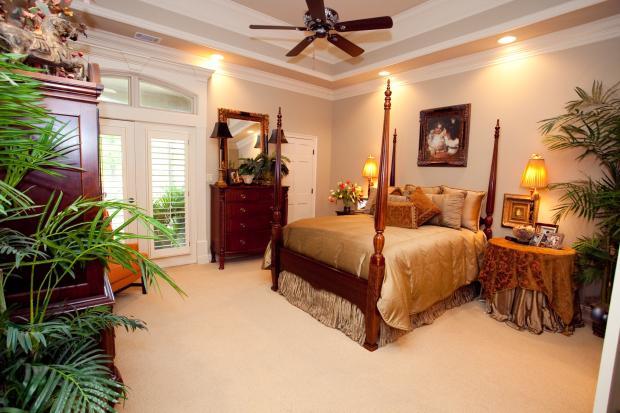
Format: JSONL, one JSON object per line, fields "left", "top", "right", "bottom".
{"left": 225, "top": 189, "right": 273, "bottom": 203}
{"left": 226, "top": 230, "right": 271, "bottom": 252}
{"left": 227, "top": 219, "right": 271, "bottom": 232}
{"left": 227, "top": 202, "right": 272, "bottom": 218}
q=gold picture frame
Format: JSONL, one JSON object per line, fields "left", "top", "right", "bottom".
{"left": 501, "top": 193, "right": 539, "bottom": 228}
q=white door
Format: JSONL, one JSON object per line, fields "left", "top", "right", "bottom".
{"left": 99, "top": 119, "right": 194, "bottom": 262}
{"left": 282, "top": 134, "right": 317, "bottom": 223}
{"left": 99, "top": 119, "right": 137, "bottom": 234}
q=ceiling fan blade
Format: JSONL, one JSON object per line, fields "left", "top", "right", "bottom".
{"left": 335, "top": 16, "right": 393, "bottom": 32}
{"left": 286, "top": 35, "right": 316, "bottom": 57}
{"left": 327, "top": 34, "right": 364, "bottom": 57}
{"left": 306, "top": 0, "right": 326, "bottom": 21}
{"left": 249, "top": 25, "right": 307, "bottom": 31}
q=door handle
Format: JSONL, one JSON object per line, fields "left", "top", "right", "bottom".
{"left": 128, "top": 197, "right": 136, "bottom": 204}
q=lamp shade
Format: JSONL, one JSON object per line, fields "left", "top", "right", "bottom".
{"left": 268, "top": 128, "right": 288, "bottom": 144}
{"left": 520, "top": 154, "right": 548, "bottom": 189}
{"left": 210, "top": 121, "right": 233, "bottom": 139}
{"left": 362, "top": 155, "right": 378, "bottom": 178}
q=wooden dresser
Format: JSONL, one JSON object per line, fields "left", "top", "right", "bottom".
{"left": 210, "top": 185, "right": 288, "bottom": 269}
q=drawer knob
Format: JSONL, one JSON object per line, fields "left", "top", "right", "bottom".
{"left": 240, "top": 193, "right": 247, "bottom": 199}
{"left": 239, "top": 239, "right": 246, "bottom": 245}
{"left": 240, "top": 223, "right": 246, "bottom": 229}
{"left": 240, "top": 207, "right": 246, "bottom": 213}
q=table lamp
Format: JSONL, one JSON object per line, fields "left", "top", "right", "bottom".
{"left": 362, "top": 155, "right": 378, "bottom": 197}
{"left": 520, "top": 153, "right": 548, "bottom": 200}
{"left": 210, "top": 121, "right": 233, "bottom": 187}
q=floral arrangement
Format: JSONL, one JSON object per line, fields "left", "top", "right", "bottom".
{"left": 328, "top": 180, "right": 363, "bottom": 208}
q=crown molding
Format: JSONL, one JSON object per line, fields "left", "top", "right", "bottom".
{"left": 332, "top": 13, "right": 620, "bottom": 100}
{"left": 332, "top": 0, "right": 607, "bottom": 80}
{"left": 79, "top": 29, "right": 333, "bottom": 100}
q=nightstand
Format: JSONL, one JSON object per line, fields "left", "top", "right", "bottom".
{"left": 479, "top": 237, "right": 578, "bottom": 335}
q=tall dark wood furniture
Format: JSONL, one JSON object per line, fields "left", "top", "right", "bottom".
{"left": 4, "top": 68, "right": 119, "bottom": 372}
{"left": 210, "top": 184, "right": 288, "bottom": 269}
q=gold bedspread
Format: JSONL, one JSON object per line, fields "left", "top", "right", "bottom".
{"left": 281, "top": 214, "right": 487, "bottom": 330}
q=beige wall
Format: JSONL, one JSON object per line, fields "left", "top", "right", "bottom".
{"left": 331, "top": 38, "right": 620, "bottom": 243}
{"left": 207, "top": 74, "right": 333, "bottom": 217}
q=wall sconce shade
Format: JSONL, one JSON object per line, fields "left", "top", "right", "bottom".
{"left": 362, "top": 155, "right": 378, "bottom": 179}
{"left": 268, "top": 128, "right": 288, "bottom": 144}
{"left": 520, "top": 154, "right": 548, "bottom": 190}
{"left": 210, "top": 121, "right": 233, "bottom": 140}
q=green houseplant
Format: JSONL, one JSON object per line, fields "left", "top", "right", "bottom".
{"left": 254, "top": 152, "right": 289, "bottom": 184}
{"left": 238, "top": 156, "right": 260, "bottom": 184}
{"left": 540, "top": 80, "right": 619, "bottom": 332}
{"left": 0, "top": 54, "right": 184, "bottom": 411}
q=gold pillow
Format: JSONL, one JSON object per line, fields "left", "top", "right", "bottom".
{"left": 408, "top": 187, "right": 441, "bottom": 226}
{"left": 386, "top": 201, "right": 418, "bottom": 229}
{"left": 403, "top": 184, "right": 442, "bottom": 196}
{"left": 442, "top": 186, "right": 486, "bottom": 231}
{"left": 429, "top": 193, "right": 465, "bottom": 229}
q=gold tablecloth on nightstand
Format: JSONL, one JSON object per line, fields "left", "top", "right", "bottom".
{"left": 478, "top": 238, "right": 577, "bottom": 334}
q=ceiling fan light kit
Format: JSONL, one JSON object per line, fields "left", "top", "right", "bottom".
{"left": 249, "top": 0, "right": 393, "bottom": 58}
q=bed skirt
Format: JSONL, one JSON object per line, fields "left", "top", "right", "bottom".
{"left": 278, "top": 270, "right": 478, "bottom": 347}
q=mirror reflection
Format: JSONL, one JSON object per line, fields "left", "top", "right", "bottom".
{"left": 227, "top": 118, "right": 263, "bottom": 169}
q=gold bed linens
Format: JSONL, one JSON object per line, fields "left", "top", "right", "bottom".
{"left": 283, "top": 214, "right": 487, "bottom": 330}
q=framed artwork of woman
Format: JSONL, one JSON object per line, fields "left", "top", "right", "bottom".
{"left": 418, "top": 104, "right": 471, "bottom": 166}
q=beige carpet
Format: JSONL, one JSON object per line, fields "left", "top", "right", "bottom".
{"left": 114, "top": 258, "right": 602, "bottom": 413}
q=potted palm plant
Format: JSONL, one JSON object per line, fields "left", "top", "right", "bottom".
{"left": 0, "top": 54, "right": 183, "bottom": 411}
{"left": 540, "top": 80, "right": 619, "bottom": 337}
{"left": 238, "top": 157, "right": 260, "bottom": 184}
{"left": 253, "top": 152, "right": 290, "bottom": 184}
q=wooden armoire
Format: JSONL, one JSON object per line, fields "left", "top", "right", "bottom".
{"left": 4, "top": 67, "right": 119, "bottom": 373}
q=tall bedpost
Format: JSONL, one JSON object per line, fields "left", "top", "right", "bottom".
{"left": 483, "top": 119, "right": 500, "bottom": 239}
{"left": 389, "top": 128, "right": 397, "bottom": 186}
{"left": 271, "top": 107, "right": 284, "bottom": 291}
{"left": 364, "top": 80, "right": 392, "bottom": 351}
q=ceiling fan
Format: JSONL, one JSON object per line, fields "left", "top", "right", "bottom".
{"left": 249, "top": 0, "right": 393, "bottom": 58}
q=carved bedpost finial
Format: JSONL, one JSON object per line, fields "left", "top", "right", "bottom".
{"left": 384, "top": 79, "right": 392, "bottom": 110}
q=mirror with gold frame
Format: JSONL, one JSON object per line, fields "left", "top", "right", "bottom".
{"left": 218, "top": 108, "right": 269, "bottom": 171}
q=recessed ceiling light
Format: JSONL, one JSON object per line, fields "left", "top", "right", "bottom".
{"left": 498, "top": 35, "right": 517, "bottom": 45}
{"left": 211, "top": 54, "right": 224, "bottom": 61}
{"left": 378, "top": 70, "right": 390, "bottom": 77}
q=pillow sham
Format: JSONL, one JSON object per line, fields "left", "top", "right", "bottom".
{"left": 428, "top": 193, "right": 465, "bottom": 229}
{"left": 408, "top": 187, "right": 440, "bottom": 226}
{"left": 386, "top": 201, "right": 418, "bottom": 229}
{"left": 403, "top": 184, "right": 442, "bottom": 196}
{"left": 363, "top": 187, "right": 377, "bottom": 214}
{"left": 442, "top": 186, "right": 486, "bottom": 231}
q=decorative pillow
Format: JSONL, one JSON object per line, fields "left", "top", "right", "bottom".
{"left": 408, "top": 187, "right": 441, "bottom": 226}
{"left": 363, "top": 187, "right": 377, "bottom": 214}
{"left": 428, "top": 193, "right": 465, "bottom": 229}
{"left": 442, "top": 186, "right": 486, "bottom": 231}
{"left": 364, "top": 186, "right": 404, "bottom": 214}
{"left": 403, "top": 184, "right": 442, "bottom": 196}
{"left": 386, "top": 201, "right": 418, "bottom": 229}
{"left": 388, "top": 194, "right": 407, "bottom": 202}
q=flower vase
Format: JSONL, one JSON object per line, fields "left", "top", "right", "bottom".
{"left": 343, "top": 205, "right": 352, "bottom": 214}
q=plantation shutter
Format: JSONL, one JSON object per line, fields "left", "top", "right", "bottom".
{"left": 99, "top": 134, "right": 125, "bottom": 230}
{"left": 150, "top": 137, "right": 188, "bottom": 250}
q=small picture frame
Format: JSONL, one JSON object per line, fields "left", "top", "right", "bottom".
{"left": 530, "top": 233, "right": 545, "bottom": 247}
{"left": 544, "top": 233, "right": 565, "bottom": 249}
{"left": 501, "top": 193, "right": 538, "bottom": 228}
{"left": 535, "top": 222, "right": 559, "bottom": 236}
{"left": 227, "top": 169, "right": 242, "bottom": 185}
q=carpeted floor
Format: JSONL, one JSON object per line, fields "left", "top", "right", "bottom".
{"left": 114, "top": 258, "right": 603, "bottom": 413}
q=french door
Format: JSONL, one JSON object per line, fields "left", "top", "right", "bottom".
{"left": 99, "top": 119, "right": 193, "bottom": 260}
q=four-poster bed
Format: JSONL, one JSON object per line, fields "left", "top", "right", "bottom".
{"left": 269, "top": 81, "right": 500, "bottom": 350}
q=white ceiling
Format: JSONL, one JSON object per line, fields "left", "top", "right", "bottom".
{"left": 74, "top": 0, "right": 619, "bottom": 87}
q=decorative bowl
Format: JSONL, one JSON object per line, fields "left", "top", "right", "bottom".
{"left": 512, "top": 225, "right": 535, "bottom": 242}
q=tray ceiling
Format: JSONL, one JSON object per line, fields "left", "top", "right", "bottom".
{"left": 73, "top": 0, "right": 620, "bottom": 89}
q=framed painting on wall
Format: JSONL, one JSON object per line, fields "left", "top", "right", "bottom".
{"left": 418, "top": 103, "right": 471, "bottom": 166}
{"left": 501, "top": 193, "right": 539, "bottom": 228}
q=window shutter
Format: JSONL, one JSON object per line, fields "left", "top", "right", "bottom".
{"left": 151, "top": 138, "right": 188, "bottom": 250}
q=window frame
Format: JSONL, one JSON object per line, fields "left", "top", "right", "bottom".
{"left": 99, "top": 72, "right": 197, "bottom": 115}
